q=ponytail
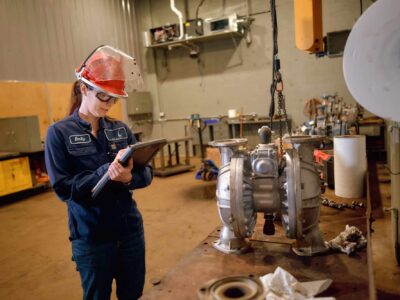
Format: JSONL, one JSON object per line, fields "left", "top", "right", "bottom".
{"left": 70, "top": 80, "right": 82, "bottom": 115}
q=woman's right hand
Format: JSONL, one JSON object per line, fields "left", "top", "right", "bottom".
{"left": 108, "top": 149, "right": 134, "bottom": 184}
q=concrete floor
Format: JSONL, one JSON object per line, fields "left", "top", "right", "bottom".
{"left": 0, "top": 161, "right": 399, "bottom": 299}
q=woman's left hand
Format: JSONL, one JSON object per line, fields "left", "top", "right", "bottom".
{"left": 108, "top": 149, "right": 134, "bottom": 184}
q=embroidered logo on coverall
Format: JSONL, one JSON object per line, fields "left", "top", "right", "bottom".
{"left": 69, "top": 134, "right": 91, "bottom": 144}
{"left": 104, "top": 127, "right": 128, "bottom": 141}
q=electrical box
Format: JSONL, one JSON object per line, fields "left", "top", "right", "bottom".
{"left": 0, "top": 116, "right": 42, "bottom": 153}
{"left": 185, "top": 19, "right": 204, "bottom": 38}
{"left": 144, "top": 14, "right": 246, "bottom": 48}
{"left": 126, "top": 92, "right": 153, "bottom": 117}
{"left": 143, "top": 24, "right": 181, "bottom": 47}
{"left": 326, "top": 30, "right": 351, "bottom": 57}
{"left": 203, "top": 14, "right": 243, "bottom": 36}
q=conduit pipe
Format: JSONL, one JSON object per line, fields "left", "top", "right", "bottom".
{"left": 170, "top": 0, "right": 184, "bottom": 40}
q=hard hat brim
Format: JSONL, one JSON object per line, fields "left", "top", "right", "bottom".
{"left": 80, "top": 77, "right": 128, "bottom": 98}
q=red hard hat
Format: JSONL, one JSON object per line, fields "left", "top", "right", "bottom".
{"left": 75, "top": 45, "right": 145, "bottom": 98}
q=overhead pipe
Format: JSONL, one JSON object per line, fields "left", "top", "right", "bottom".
{"left": 184, "top": 0, "right": 189, "bottom": 20}
{"left": 170, "top": 0, "right": 184, "bottom": 40}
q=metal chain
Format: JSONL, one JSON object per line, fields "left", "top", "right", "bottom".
{"left": 277, "top": 91, "right": 292, "bottom": 156}
{"left": 278, "top": 92, "right": 292, "bottom": 136}
{"left": 278, "top": 91, "right": 283, "bottom": 157}
{"left": 269, "top": 0, "right": 292, "bottom": 157}
{"left": 277, "top": 91, "right": 283, "bottom": 156}
{"left": 273, "top": 70, "right": 291, "bottom": 156}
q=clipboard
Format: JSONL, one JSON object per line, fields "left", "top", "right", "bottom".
{"left": 129, "top": 138, "right": 168, "bottom": 166}
{"left": 91, "top": 138, "right": 167, "bottom": 198}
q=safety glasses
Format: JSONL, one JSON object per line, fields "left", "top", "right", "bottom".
{"left": 95, "top": 92, "right": 118, "bottom": 104}
{"left": 85, "top": 84, "right": 118, "bottom": 104}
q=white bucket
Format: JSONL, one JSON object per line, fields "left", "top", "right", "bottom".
{"left": 334, "top": 135, "right": 367, "bottom": 198}
{"left": 228, "top": 109, "right": 237, "bottom": 118}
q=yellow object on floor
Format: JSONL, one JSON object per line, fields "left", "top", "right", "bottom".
{"left": 0, "top": 156, "right": 32, "bottom": 196}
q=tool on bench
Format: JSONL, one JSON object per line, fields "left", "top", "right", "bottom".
{"left": 321, "top": 196, "right": 365, "bottom": 210}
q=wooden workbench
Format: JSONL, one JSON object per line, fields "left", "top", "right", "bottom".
{"left": 143, "top": 192, "right": 371, "bottom": 300}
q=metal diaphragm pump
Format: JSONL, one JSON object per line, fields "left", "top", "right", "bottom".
{"left": 209, "top": 126, "right": 328, "bottom": 256}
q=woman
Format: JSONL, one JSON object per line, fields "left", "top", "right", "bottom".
{"left": 45, "top": 45, "right": 151, "bottom": 300}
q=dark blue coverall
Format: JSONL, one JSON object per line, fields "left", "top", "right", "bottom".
{"left": 45, "top": 109, "right": 153, "bottom": 300}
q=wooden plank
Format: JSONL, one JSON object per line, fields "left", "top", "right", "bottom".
{"left": 0, "top": 81, "right": 124, "bottom": 141}
{"left": 46, "top": 82, "right": 124, "bottom": 122}
{"left": 46, "top": 82, "right": 72, "bottom": 123}
{"left": 0, "top": 81, "right": 49, "bottom": 139}
{"left": 107, "top": 99, "right": 123, "bottom": 121}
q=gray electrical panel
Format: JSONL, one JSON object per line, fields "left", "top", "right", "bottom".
{"left": 126, "top": 92, "right": 153, "bottom": 116}
{"left": 0, "top": 116, "right": 43, "bottom": 152}
{"left": 326, "top": 29, "right": 351, "bottom": 57}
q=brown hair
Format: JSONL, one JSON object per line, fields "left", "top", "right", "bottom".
{"left": 70, "top": 80, "right": 82, "bottom": 115}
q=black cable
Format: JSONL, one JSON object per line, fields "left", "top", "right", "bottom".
{"left": 384, "top": 165, "right": 400, "bottom": 176}
{"left": 269, "top": 81, "right": 276, "bottom": 129}
{"left": 360, "top": 0, "right": 363, "bottom": 15}
{"left": 268, "top": 0, "right": 278, "bottom": 128}
{"left": 271, "top": 0, "right": 278, "bottom": 55}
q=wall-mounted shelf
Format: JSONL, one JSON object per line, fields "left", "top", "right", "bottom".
{"left": 146, "top": 30, "right": 243, "bottom": 49}
{"left": 144, "top": 14, "right": 253, "bottom": 57}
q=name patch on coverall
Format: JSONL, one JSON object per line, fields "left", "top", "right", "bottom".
{"left": 104, "top": 127, "right": 128, "bottom": 141}
{"left": 69, "top": 134, "right": 91, "bottom": 144}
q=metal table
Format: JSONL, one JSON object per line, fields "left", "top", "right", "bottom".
{"left": 152, "top": 137, "right": 195, "bottom": 177}
{"left": 143, "top": 194, "right": 371, "bottom": 300}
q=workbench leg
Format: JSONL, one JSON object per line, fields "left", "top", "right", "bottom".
{"left": 167, "top": 144, "right": 172, "bottom": 167}
{"left": 175, "top": 142, "right": 180, "bottom": 165}
{"left": 160, "top": 148, "right": 165, "bottom": 170}
{"left": 185, "top": 140, "right": 190, "bottom": 165}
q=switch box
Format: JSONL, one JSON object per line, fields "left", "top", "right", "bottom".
{"left": 0, "top": 116, "right": 42, "bottom": 152}
{"left": 126, "top": 92, "right": 153, "bottom": 116}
